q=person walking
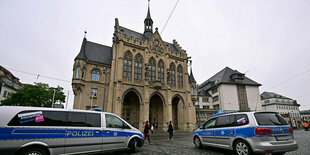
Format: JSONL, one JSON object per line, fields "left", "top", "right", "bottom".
{"left": 144, "top": 121, "right": 151, "bottom": 143}
{"left": 151, "top": 125, "right": 154, "bottom": 134}
{"left": 168, "top": 121, "right": 174, "bottom": 140}
{"left": 304, "top": 122, "right": 309, "bottom": 131}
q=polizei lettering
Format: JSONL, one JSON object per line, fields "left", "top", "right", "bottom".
{"left": 66, "top": 131, "right": 94, "bottom": 137}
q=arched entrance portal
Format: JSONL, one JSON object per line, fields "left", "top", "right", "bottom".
{"left": 122, "top": 90, "right": 140, "bottom": 128}
{"left": 149, "top": 93, "right": 164, "bottom": 130}
{"left": 172, "top": 97, "right": 180, "bottom": 130}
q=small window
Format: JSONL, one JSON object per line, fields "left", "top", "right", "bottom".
{"left": 236, "top": 114, "right": 249, "bottom": 126}
{"left": 203, "top": 105, "right": 209, "bottom": 109}
{"left": 216, "top": 116, "right": 230, "bottom": 127}
{"left": 91, "top": 88, "right": 98, "bottom": 97}
{"left": 211, "top": 87, "right": 218, "bottom": 94}
{"left": 202, "top": 118, "right": 216, "bottom": 129}
{"left": 76, "top": 66, "right": 80, "bottom": 78}
{"left": 212, "top": 95, "right": 219, "bottom": 102}
{"left": 68, "top": 112, "right": 86, "bottom": 126}
{"left": 3, "top": 90, "right": 7, "bottom": 97}
{"left": 254, "top": 113, "right": 288, "bottom": 125}
{"left": 92, "top": 70, "right": 100, "bottom": 81}
{"left": 8, "top": 110, "right": 67, "bottom": 126}
{"left": 81, "top": 68, "right": 85, "bottom": 79}
{"left": 106, "top": 114, "right": 124, "bottom": 128}
{"left": 86, "top": 113, "right": 101, "bottom": 127}
{"left": 202, "top": 97, "right": 209, "bottom": 102}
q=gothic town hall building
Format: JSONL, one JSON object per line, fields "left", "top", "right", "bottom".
{"left": 72, "top": 4, "right": 197, "bottom": 131}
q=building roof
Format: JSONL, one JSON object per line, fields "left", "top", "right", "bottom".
{"left": 198, "top": 67, "right": 261, "bottom": 91}
{"left": 260, "top": 92, "right": 291, "bottom": 100}
{"left": 75, "top": 38, "right": 112, "bottom": 65}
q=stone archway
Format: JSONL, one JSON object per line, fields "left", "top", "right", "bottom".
{"left": 172, "top": 95, "right": 184, "bottom": 130}
{"left": 122, "top": 90, "right": 140, "bottom": 128}
{"left": 149, "top": 93, "right": 164, "bottom": 130}
{"left": 172, "top": 97, "right": 180, "bottom": 130}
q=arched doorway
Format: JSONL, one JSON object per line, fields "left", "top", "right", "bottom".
{"left": 172, "top": 97, "right": 180, "bottom": 130}
{"left": 149, "top": 93, "right": 164, "bottom": 130}
{"left": 122, "top": 90, "right": 140, "bottom": 128}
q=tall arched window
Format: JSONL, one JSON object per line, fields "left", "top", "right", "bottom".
{"left": 81, "top": 67, "right": 85, "bottom": 79}
{"left": 134, "top": 54, "right": 143, "bottom": 80}
{"left": 76, "top": 66, "right": 80, "bottom": 78}
{"left": 92, "top": 70, "right": 100, "bottom": 81}
{"left": 177, "top": 65, "right": 183, "bottom": 88}
{"left": 149, "top": 58, "right": 156, "bottom": 82}
{"left": 170, "top": 63, "right": 176, "bottom": 86}
{"left": 123, "top": 51, "right": 132, "bottom": 78}
{"left": 158, "top": 60, "right": 164, "bottom": 84}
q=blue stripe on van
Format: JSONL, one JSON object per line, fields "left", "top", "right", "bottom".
{"left": 0, "top": 127, "right": 143, "bottom": 140}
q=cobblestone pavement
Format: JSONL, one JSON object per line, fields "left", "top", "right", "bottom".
{"left": 102, "top": 129, "right": 310, "bottom": 155}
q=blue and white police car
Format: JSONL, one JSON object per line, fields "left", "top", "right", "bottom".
{"left": 0, "top": 106, "right": 144, "bottom": 155}
{"left": 193, "top": 111, "right": 298, "bottom": 155}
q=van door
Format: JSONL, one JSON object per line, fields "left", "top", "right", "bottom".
{"left": 214, "top": 115, "right": 236, "bottom": 148}
{"left": 102, "top": 114, "right": 128, "bottom": 151}
{"left": 65, "top": 112, "right": 102, "bottom": 154}
{"left": 200, "top": 118, "right": 216, "bottom": 144}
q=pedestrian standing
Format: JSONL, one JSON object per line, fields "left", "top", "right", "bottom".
{"left": 144, "top": 121, "right": 151, "bottom": 143}
{"left": 168, "top": 121, "right": 174, "bottom": 140}
{"left": 151, "top": 125, "right": 154, "bottom": 134}
{"left": 304, "top": 122, "right": 309, "bottom": 131}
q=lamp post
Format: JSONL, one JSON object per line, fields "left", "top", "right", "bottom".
{"left": 103, "top": 67, "right": 108, "bottom": 112}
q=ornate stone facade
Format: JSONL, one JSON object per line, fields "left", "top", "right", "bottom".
{"left": 72, "top": 4, "right": 197, "bottom": 131}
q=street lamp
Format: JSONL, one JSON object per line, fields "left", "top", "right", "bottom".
{"left": 103, "top": 67, "right": 109, "bottom": 112}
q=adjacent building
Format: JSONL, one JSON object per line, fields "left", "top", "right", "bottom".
{"left": 261, "top": 92, "right": 302, "bottom": 128}
{"left": 300, "top": 110, "right": 310, "bottom": 123}
{"left": 71, "top": 2, "right": 197, "bottom": 131}
{"left": 0, "top": 65, "right": 23, "bottom": 104}
{"left": 196, "top": 67, "right": 262, "bottom": 125}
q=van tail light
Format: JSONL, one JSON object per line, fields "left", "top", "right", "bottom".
{"left": 255, "top": 128, "right": 273, "bottom": 135}
{"left": 289, "top": 128, "right": 293, "bottom": 133}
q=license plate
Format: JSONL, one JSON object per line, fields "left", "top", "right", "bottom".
{"left": 276, "top": 135, "right": 290, "bottom": 141}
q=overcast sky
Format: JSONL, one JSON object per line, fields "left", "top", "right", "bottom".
{"left": 1, "top": 0, "right": 309, "bottom": 110}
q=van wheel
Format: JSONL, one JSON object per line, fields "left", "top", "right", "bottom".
{"left": 129, "top": 139, "right": 138, "bottom": 153}
{"left": 234, "top": 140, "right": 252, "bottom": 155}
{"left": 194, "top": 136, "right": 202, "bottom": 149}
{"left": 19, "top": 147, "right": 47, "bottom": 155}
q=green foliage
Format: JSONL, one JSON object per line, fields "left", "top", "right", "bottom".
{"left": 1, "top": 82, "right": 66, "bottom": 107}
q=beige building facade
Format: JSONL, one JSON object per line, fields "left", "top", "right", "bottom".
{"left": 72, "top": 4, "right": 197, "bottom": 131}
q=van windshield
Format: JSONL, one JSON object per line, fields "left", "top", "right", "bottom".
{"left": 254, "top": 113, "right": 288, "bottom": 125}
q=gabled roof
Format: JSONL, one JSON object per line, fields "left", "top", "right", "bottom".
{"left": 260, "top": 92, "right": 291, "bottom": 100}
{"left": 119, "top": 26, "right": 180, "bottom": 52}
{"left": 75, "top": 38, "right": 112, "bottom": 65}
{"left": 198, "top": 67, "right": 261, "bottom": 91}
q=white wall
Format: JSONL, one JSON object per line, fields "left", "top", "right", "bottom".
{"left": 246, "top": 85, "right": 262, "bottom": 111}
{"left": 219, "top": 84, "right": 239, "bottom": 111}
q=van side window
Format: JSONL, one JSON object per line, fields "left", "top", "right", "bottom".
{"left": 67, "top": 112, "right": 101, "bottom": 127}
{"left": 236, "top": 114, "right": 249, "bottom": 126}
{"left": 86, "top": 113, "right": 101, "bottom": 127}
{"left": 105, "top": 114, "right": 124, "bottom": 128}
{"left": 202, "top": 118, "right": 216, "bottom": 129}
{"left": 229, "top": 115, "right": 236, "bottom": 126}
{"left": 216, "top": 116, "right": 230, "bottom": 128}
{"left": 8, "top": 110, "right": 67, "bottom": 126}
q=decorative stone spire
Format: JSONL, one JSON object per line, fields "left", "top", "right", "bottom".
{"left": 144, "top": 0, "right": 153, "bottom": 39}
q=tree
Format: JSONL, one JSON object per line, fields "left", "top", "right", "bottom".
{"left": 1, "top": 82, "right": 66, "bottom": 107}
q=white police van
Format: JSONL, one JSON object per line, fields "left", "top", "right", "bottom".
{"left": 0, "top": 106, "right": 144, "bottom": 155}
{"left": 193, "top": 111, "right": 298, "bottom": 155}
